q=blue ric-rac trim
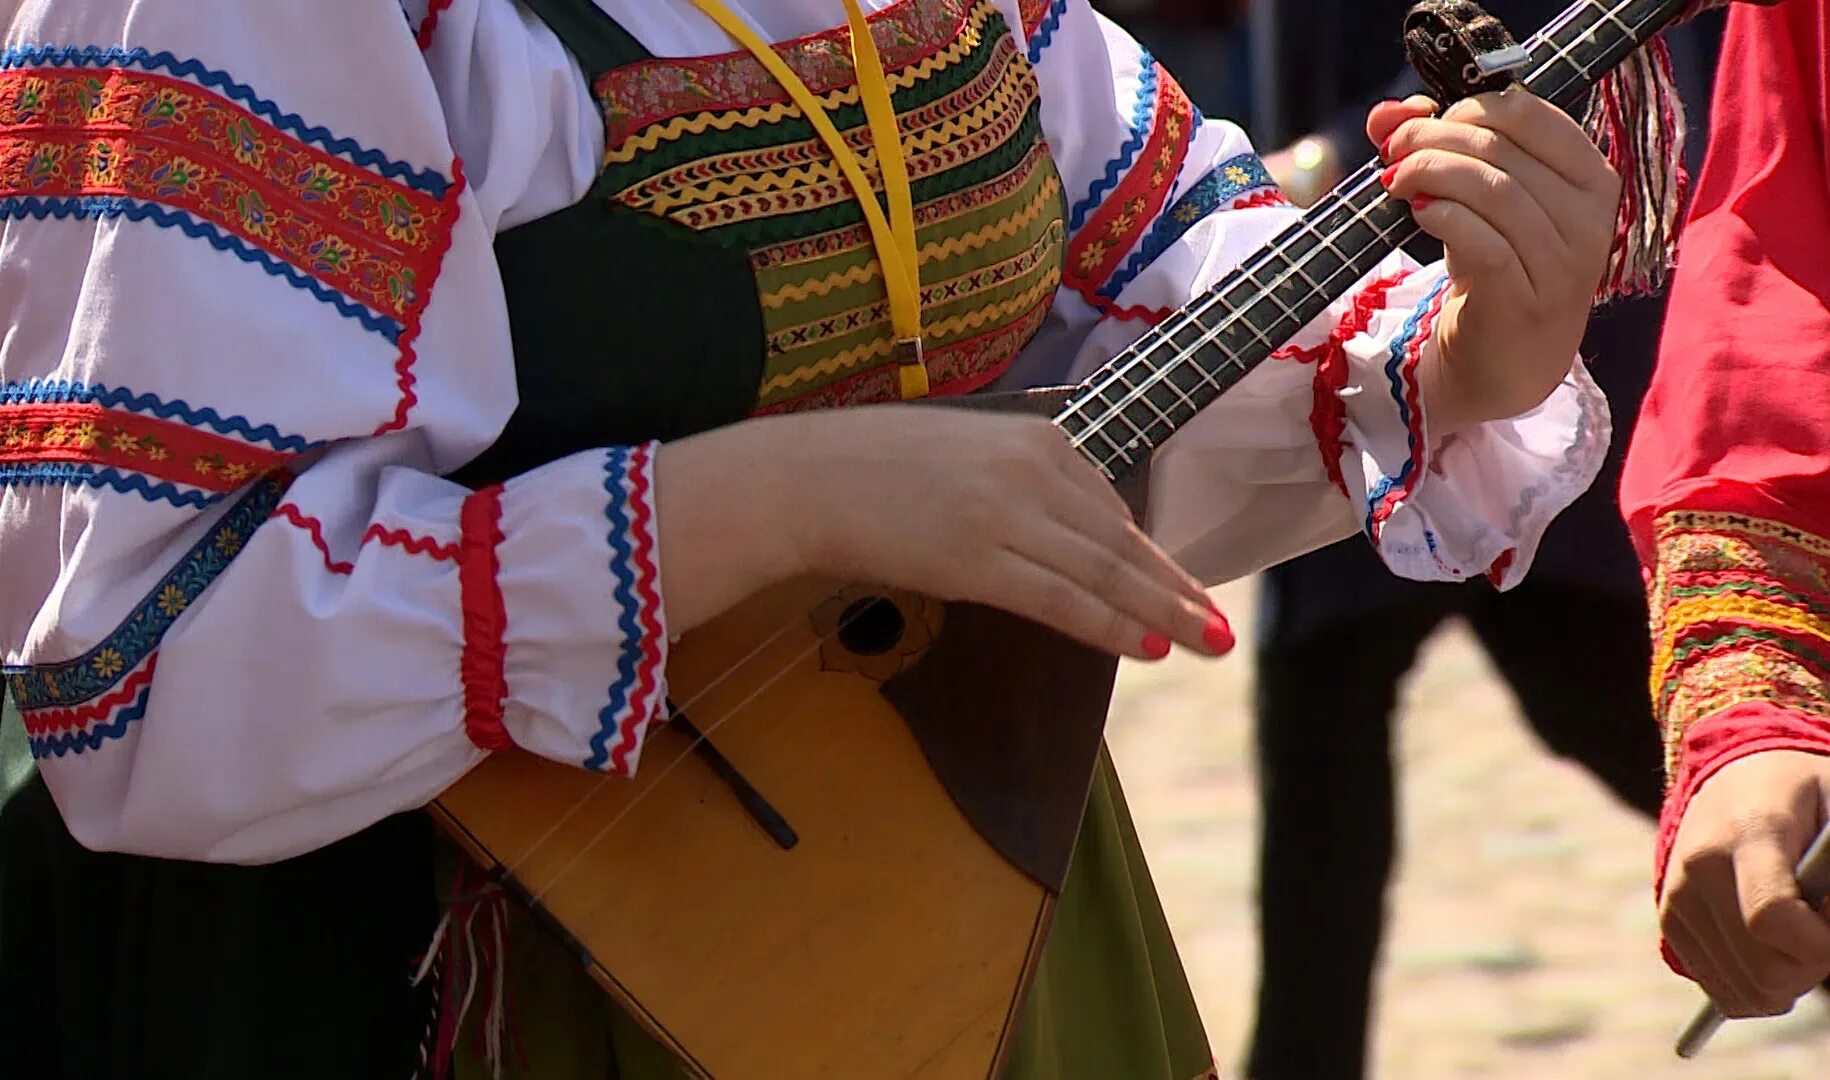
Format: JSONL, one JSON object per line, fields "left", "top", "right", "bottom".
{"left": 1, "top": 380, "right": 321, "bottom": 454}
{"left": 586, "top": 446, "right": 650, "bottom": 773}
{"left": 0, "top": 197, "right": 405, "bottom": 341}
{"left": 1102, "top": 154, "right": 1277, "bottom": 300}
{"left": 0, "top": 463, "right": 227, "bottom": 509}
{"left": 1068, "top": 54, "right": 1158, "bottom": 233}
{"left": 2, "top": 476, "right": 287, "bottom": 711}
{"left": 1026, "top": 0, "right": 1070, "bottom": 64}
{"left": 0, "top": 45, "right": 451, "bottom": 198}
{"left": 1363, "top": 275, "right": 1451, "bottom": 537}
{"left": 27, "top": 678, "right": 152, "bottom": 759}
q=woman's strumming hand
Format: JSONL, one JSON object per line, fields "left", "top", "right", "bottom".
{"left": 653, "top": 406, "right": 1233, "bottom": 661}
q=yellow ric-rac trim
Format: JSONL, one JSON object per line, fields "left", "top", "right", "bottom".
{"left": 1651, "top": 593, "right": 1830, "bottom": 702}
{"left": 1648, "top": 509, "right": 1830, "bottom": 781}
{"left": 687, "top": 0, "right": 929, "bottom": 398}
{"left": 759, "top": 170, "right": 1062, "bottom": 310}
{"left": 634, "top": 61, "right": 1037, "bottom": 215}
{"left": 760, "top": 266, "right": 1061, "bottom": 394}
{"left": 602, "top": 5, "right": 998, "bottom": 166}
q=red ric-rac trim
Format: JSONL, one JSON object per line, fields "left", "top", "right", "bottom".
{"left": 375, "top": 155, "right": 466, "bottom": 435}
{"left": 1065, "top": 67, "right": 1196, "bottom": 308}
{"left": 458, "top": 485, "right": 514, "bottom": 752}
{"left": 1303, "top": 271, "right": 1414, "bottom": 495}
{"left": 418, "top": 0, "right": 457, "bottom": 50}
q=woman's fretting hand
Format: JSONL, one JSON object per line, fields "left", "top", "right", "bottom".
{"left": 654, "top": 406, "right": 1233, "bottom": 662}
{"left": 1369, "top": 91, "right": 1621, "bottom": 432}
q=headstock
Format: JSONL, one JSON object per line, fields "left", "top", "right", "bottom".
{"left": 1402, "top": 0, "right": 1525, "bottom": 103}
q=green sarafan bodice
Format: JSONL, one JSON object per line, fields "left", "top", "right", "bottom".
{"left": 457, "top": 0, "right": 1066, "bottom": 487}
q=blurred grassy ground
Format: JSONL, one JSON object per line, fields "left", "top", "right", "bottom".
{"left": 1108, "top": 577, "right": 1830, "bottom": 1080}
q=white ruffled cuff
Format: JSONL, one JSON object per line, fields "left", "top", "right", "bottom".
{"left": 1337, "top": 271, "right": 1611, "bottom": 588}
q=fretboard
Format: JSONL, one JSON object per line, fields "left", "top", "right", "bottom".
{"left": 1055, "top": 0, "right": 1691, "bottom": 479}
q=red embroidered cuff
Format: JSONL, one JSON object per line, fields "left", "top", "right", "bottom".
{"left": 1647, "top": 508, "right": 1830, "bottom": 975}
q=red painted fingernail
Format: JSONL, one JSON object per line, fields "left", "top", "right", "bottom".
{"left": 1141, "top": 633, "right": 1173, "bottom": 660}
{"left": 1411, "top": 195, "right": 1436, "bottom": 211}
{"left": 1202, "top": 615, "right": 1235, "bottom": 656}
{"left": 1379, "top": 134, "right": 1396, "bottom": 161}
{"left": 1379, "top": 163, "right": 1400, "bottom": 189}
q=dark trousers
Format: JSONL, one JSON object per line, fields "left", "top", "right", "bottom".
{"left": 1243, "top": 581, "right": 1663, "bottom": 1080}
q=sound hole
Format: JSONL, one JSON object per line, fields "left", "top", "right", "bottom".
{"left": 836, "top": 596, "right": 906, "bottom": 656}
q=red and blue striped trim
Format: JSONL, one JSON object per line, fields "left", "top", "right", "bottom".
{"left": 1065, "top": 62, "right": 1196, "bottom": 313}
{"left": 1067, "top": 52, "right": 1158, "bottom": 234}
{"left": 0, "top": 46, "right": 450, "bottom": 196}
{"left": 1364, "top": 274, "right": 1451, "bottom": 541}
{"left": 1, "top": 384, "right": 305, "bottom": 504}
{"left": 1299, "top": 271, "right": 1413, "bottom": 497}
{"left": 3, "top": 474, "right": 288, "bottom": 718}
{"left": 2, "top": 380, "right": 319, "bottom": 452}
{"left": 0, "top": 60, "right": 465, "bottom": 433}
{"left": 1101, "top": 153, "right": 1284, "bottom": 302}
{"left": 19, "top": 654, "right": 156, "bottom": 759}
{"left": 585, "top": 444, "right": 667, "bottom": 776}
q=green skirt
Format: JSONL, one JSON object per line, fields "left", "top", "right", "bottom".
{"left": 1, "top": 695, "right": 1211, "bottom": 1079}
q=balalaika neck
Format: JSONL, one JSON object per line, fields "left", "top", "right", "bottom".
{"left": 1055, "top": 0, "right": 1691, "bottom": 479}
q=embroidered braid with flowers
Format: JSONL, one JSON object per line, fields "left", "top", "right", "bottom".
{"left": 0, "top": 64, "right": 453, "bottom": 341}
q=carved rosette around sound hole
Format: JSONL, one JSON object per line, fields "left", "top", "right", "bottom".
{"left": 811, "top": 586, "right": 945, "bottom": 681}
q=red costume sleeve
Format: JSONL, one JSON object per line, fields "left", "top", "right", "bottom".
{"left": 1619, "top": 0, "right": 1830, "bottom": 973}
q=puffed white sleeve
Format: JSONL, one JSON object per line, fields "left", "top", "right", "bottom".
{"left": 995, "top": 0, "right": 1608, "bottom": 587}
{"left": 0, "top": 0, "right": 666, "bottom": 863}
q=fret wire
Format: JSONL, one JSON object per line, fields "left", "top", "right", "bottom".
{"left": 1278, "top": 247, "right": 1324, "bottom": 292}
{"left": 1242, "top": 267, "right": 1304, "bottom": 326}
{"left": 1084, "top": 423, "right": 1134, "bottom": 472}
{"left": 1074, "top": 0, "right": 1671, "bottom": 459}
{"left": 1127, "top": 362, "right": 1180, "bottom": 430}
{"left": 1098, "top": 391, "right": 1151, "bottom": 446}
{"left": 1596, "top": 1, "right": 1638, "bottom": 46}
{"left": 1236, "top": 311, "right": 1280, "bottom": 354}
{"left": 1157, "top": 364, "right": 1200, "bottom": 415}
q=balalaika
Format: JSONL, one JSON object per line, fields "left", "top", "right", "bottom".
{"left": 431, "top": 1, "right": 1710, "bottom": 1075}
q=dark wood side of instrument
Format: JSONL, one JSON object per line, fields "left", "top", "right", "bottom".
{"left": 887, "top": 387, "right": 1150, "bottom": 892}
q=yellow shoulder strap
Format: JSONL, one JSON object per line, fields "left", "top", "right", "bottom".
{"left": 683, "top": 0, "right": 929, "bottom": 399}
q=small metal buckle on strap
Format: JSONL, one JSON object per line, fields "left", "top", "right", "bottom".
{"left": 895, "top": 336, "right": 925, "bottom": 369}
